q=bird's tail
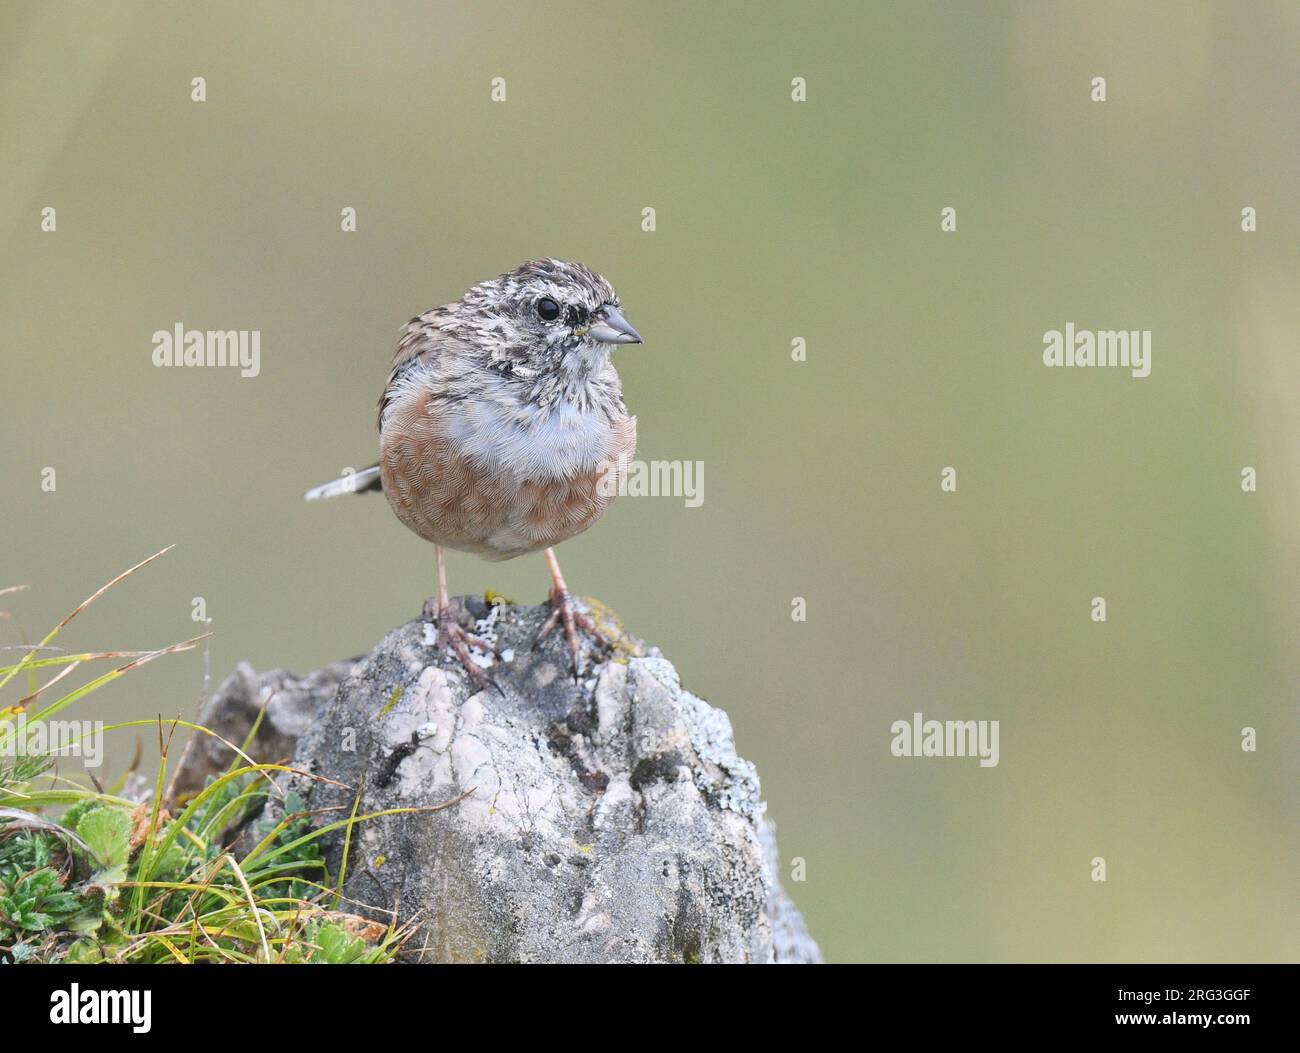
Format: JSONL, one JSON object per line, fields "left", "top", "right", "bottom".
{"left": 304, "top": 463, "right": 382, "bottom": 501}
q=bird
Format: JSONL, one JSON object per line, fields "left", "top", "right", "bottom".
{"left": 305, "top": 258, "right": 642, "bottom": 685}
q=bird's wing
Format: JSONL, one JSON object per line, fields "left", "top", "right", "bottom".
{"left": 378, "top": 312, "right": 441, "bottom": 430}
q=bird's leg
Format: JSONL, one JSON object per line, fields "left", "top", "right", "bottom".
{"left": 537, "top": 547, "right": 601, "bottom": 678}
{"left": 423, "top": 545, "right": 494, "bottom": 687}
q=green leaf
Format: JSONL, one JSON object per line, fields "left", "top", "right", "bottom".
{"left": 315, "top": 921, "right": 365, "bottom": 964}
{"left": 66, "top": 905, "right": 108, "bottom": 936}
{"left": 75, "top": 806, "right": 131, "bottom": 870}
{"left": 85, "top": 864, "right": 128, "bottom": 889}
{"left": 18, "top": 910, "right": 53, "bottom": 930}
{"left": 60, "top": 798, "right": 102, "bottom": 833}
{"left": 64, "top": 938, "right": 107, "bottom": 963}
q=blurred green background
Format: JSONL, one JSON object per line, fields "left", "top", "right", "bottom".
{"left": 3, "top": 1, "right": 1297, "bottom": 962}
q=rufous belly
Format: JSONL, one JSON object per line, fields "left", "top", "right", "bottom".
{"left": 380, "top": 398, "right": 636, "bottom": 561}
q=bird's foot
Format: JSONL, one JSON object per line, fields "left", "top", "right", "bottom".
{"left": 423, "top": 598, "right": 494, "bottom": 689}
{"left": 538, "top": 586, "right": 602, "bottom": 679}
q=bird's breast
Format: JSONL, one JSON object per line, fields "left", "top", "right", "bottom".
{"left": 379, "top": 378, "right": 636, "bottom": 559}
{"left": 445, "top": 396, "right": 619, "bottom": 483}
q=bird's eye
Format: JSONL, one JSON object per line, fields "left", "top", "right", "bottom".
{"left": 536, "top": 298, "right": 561, "bottom": 321}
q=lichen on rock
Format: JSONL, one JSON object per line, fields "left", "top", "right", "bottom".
{"left": 182, "top": 597, "right": 820, "bottom": 963}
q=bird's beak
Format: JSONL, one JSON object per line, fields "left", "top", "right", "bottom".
{"left": 586, "top": 305, "right": 643, "bottom": 345}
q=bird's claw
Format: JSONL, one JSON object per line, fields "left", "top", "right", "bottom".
{"left": 538, "top": 587, "right": 601, "bottom": 679}
{"left": 424, "top": 599, "right": 494, "bottom": 689}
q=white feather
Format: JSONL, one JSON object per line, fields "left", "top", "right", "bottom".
{"left": 304, "top": 465, "right": 381, "bottom": 501}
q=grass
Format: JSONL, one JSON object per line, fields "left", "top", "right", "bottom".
{"left": 0, "top": 548, "right": 448, "bottom": 964}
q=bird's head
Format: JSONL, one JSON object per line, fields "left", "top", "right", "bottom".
{"left": 442, "top": 258, "right": 642, "bottom": 379}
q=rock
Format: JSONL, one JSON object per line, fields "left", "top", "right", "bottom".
{"left": 196, "top": 597, "right": 820, "bottom": 963}
{"left": 164, "top": 658, "right": 356, "bottom": 811}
